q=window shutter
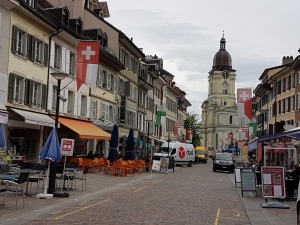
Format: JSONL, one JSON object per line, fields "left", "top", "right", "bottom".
{"left": 77, "top": 94, "right": 82, "bottom": 116}
{"left": 86, "top": 96, "right": 90, "bottom": 118}
{"left": 28, "top": 79, "right": 33, "bottom": 106}
{"left": 0, "top": 74, "right": 7, "bottom": 107}
{"left": 49, "top": 40, "right": 55, "bottom": 67}
{"left": 100, "top": 69, "right": 104, "bottom": 87}
{"left": 125, "top": 81, "right": 130, "bottom": 97}
{"left": 73, "top": 92, "right": 78, "bottom": 116}
{"left": 65, "top": 49, "right": 70, "bottom": 74}
{"left": 27, "top": 34, "right": 32, "bottom": 60}
{"left": 113, "top": 106, "right": 115, "bottom": 123}
{"left": 63, "top": 90, "right": 68, "bottom": 114}
{"left": 118, "top": 78, "right": 121, "bottom": 94}
{"left": 114, "top": 75, "right": 116, "bottom": 93}
{"left": 31, "top": 36, "right": 35, "bottom": 61}
{"left": 11, "top": 25, "right": 17, "bottom": 53}
{"left": 107, "top": 73, "right": 111, "bottom": 90}
{"left": 101, "top": 102, "right": 106, "bottom": 118}
{"left": 44, "top": 43, "right": 49, "bottom": 66}
{"left": 47, "top": 83, "right": 53, "bottom": 110}
{"left": 59, "top": 89, "right": 64, "bottom": 113}
{"left": 8, "top": 73, "right": 15, "bottom": 103}
{"left": 96, "top": 67, "right": 100, "bottom": 86}
{"left": 41, "top": 84, "right": 46, "bottom": 109}
{"left": 106, "top": 104, "right": 109, "bottom": 121}
{"left": 61, "top": 47, "right": 66, "bottom": 73}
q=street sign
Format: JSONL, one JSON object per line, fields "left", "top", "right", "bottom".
{"left": 61, "top": 138, "right": 75, "bottom": 156}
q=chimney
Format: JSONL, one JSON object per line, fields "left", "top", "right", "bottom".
{"left": 171, "top": 81, "right": 175, "bottom": 87}
{"left": 282, "top": 56, "right": 293, "bottom": 65}
{"left": 131, "top": 37, "right": 133, "bottom": 41}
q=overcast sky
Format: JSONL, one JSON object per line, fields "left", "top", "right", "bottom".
{"left": 105, "top": 0, "right": 300, "bottom": 115}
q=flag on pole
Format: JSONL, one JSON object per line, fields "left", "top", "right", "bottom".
{"left": 249, "top": 122, "right": 257, "bottom": 137}
{"left": 155, "top": 111, "right": 166, "bottom": 126}
{"left": 241, "top": 126, "right": 249, "bottom": 139}
{"left": 237, "top": 103, "right": 245, "bottom": 120}
{"left": 237, "top": 88, "right": 252, "bottom": 103}
{"left": 76, "top": 41, "right": 100, "bottom": 91}
{"left": 244, "top": 98, "right": 252, "bottom": 120}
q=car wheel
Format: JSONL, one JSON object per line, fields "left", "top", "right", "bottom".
{"left": 188, "top": 161, "right": 192, "bottom": 167}
{"left": 213, "top": 166, "right": 216, "bottom": 172}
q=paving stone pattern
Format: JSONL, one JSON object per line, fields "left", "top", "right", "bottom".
{"left": 0, "top": 160, "right": 296, "bottom": 225}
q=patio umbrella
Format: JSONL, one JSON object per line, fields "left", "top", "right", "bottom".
{"left": 134, "top": 134, "right": 140, "bottom": 159}
{"left": 125, "top": 128, "right": 135, "bottom": 160}
{"left": 37, "top": 128, "right": 61, "bottom": 198}
{"left": 107, "top": 124, "right": 119, "bottom": 163}
{"left": 0, "top": 124, "right": 6, "bottom": 149}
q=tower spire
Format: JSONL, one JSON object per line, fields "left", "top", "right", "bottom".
{"left": 220, "top": 31, "right": 226, "bottom": 50}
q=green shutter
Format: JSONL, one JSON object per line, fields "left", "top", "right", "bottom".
{"left": 31, "top": 36, "right": 35, "bottom": 61}
{"left": 29, "top": 80, "right": 33, "bottom": 106}
{"left": 41, "top": 84, "right": 46, "bottom": 109}
{"left": 44, "top": 43, "right": 49, "bottom": 66}
{"left": 11, "top": 25, "right": 17, "bottom": 53}
{"left": 24, "top": 78, "right": 30, "bottom": 105}
{"left": 8, "top": 73, "right": 15, "bottom": 103}
{"left": 27, "top": 34, "right": 32, "bottom": 60}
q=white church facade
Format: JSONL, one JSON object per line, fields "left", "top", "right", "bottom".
{"left": 201, "top": 35, "right": 240, "bottom": 152}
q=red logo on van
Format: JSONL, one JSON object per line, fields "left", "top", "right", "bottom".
{"left": 178, "top": 146, "right": 185, "bottom": 159}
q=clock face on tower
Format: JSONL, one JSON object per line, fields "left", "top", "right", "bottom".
{"left": 222, "top": 70, "right": 230, "bottom": 79}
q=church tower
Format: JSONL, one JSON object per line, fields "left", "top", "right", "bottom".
{"left": 201, "top": 34, "right": 240, "bottom": 152}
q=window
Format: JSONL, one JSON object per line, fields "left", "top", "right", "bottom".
{"left": 54, "top": 44, "right": 61, "bottom": 69}
{"left": 101, "top": 102, "right": 109, "bottom": 121}
{"left": 80, "top": 95, "right": 87, "bottom": 116}
{"left": 32, "top": 82, "right": 39, "bottom": 106}
{"left": 8, "top": 73, "right": 26, "bottom": 104}
{"left": 67, "top": 91, "right": 74, "bottom": 114}
{"left": 229, "top": 115, "right": 233, "bottom": 124}
{"left": 69, "top": 52, "right": 75, "bottom": 76}
{"left": 25, "top": 0, "right": 35, "bottom": 8}
{"left": 11, "top": 25, "right": 27, "bottom": 57}
{"left": 222, "top": 82, "right": 228, "bottom": 94}
{"left": 52, "top": 86, "right": 57, "bottom": 110}
{"left": 34, "top": 38, "right": 44, "bottom": 64}
{"left": 92, "top": 100, "right": 97, "bottom": 119}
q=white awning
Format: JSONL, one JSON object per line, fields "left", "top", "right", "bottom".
{"left": 11, "top": 108, "right": 57, "bottom": 127}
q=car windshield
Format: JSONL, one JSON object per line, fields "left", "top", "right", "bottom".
{"left": 195, "top": 150, "right": 205, "bottom": 155}
{"left": 157, "top": 147, "right": 171, "bottom": 154}
{"left": 215, "top": 154, "right": 232, "bottom": 160}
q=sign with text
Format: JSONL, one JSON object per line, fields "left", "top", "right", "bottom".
{"left": 261, "top": 166, "right": 285, "bottom": 198}
{"left": 234, "top": 165, "right": 245, "bottom": 186}
{"left": 151, "top": 160, "right": 161, "bottom": 172}
{"left": 241, "top": 168, "right": 256, "bottom": 197}
{"left": 60, "top": 138, "right": 75, "bottom": 156}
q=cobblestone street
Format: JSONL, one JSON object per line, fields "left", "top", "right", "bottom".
{"left": 0, "top": 160, "right": 297, "bottom": 225}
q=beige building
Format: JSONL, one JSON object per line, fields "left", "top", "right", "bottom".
{"left": 201, "top": 35, "right": 240, "bottom": 151}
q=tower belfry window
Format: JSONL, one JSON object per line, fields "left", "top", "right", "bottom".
{"left": 222, "top": 81, "right": 228, "bottom": 94}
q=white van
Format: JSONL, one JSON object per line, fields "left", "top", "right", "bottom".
{"left": 153, "top": 141, "right": 195, "bottom": 167}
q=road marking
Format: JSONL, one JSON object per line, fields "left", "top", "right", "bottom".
{"left": 134, "top": 186, "right": 148, "bottom": 192}
{"left": 51, "top": 210, "right": 62, "bottom": 215}
{"left": 214, "top": 208, "right": 220, "bottom": 225}
{"left": 152, "top": 180, "right": 162, "bottom": 184}
{"left": 53, "top": 199, "right": 110, "bottom": 220}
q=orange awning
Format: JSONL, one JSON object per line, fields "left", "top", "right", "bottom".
{"left": 53, "top": 116, "right": 111, "bottom": 140}
{"left": 238, "top": 140, "right": 247, "bottom": 148}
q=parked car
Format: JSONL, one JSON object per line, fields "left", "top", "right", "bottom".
{"left": 212, "top": 153, "right": 234, "bottom": 173}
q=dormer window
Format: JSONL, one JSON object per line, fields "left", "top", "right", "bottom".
{"left": 76, "top": 21, "right": 82, "bottom": 35}
{"left": 63, "top": 10, "right": 68, "bottom": 25}
{"left": 25, "top": 0, "right": 36, "bottom": 9}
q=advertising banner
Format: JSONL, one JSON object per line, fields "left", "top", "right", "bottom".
{"left": 261, "top": 166, "right": 285, "bottom": 198}
{"left": 60, "top": 138, "right": 75, "bottom": 156}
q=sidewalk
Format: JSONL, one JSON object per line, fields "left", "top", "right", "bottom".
{"left": 0, "top": 170, "right": 158, "bottom": 225}
{"left": 228, "top": 174, "right": 297, "bottom": 225}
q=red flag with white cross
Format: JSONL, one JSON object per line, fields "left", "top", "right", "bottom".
{"left": 237, "top": 88, "right": 252, "bottom": 103}
{"left": 76, "top": 41, "right": 100, "bottom": 91}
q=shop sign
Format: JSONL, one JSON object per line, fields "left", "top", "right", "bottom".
{"left": 261, "top": 166, "right": 285, "bottom": 198}
{"left": 61, "top": 138, "right": 75, "bottom": 156}
{"left": 0, "top": 112, "right": 8, "bottom": 124}
{"left": 119, "top": 96, "right": 126, "bottom": 124}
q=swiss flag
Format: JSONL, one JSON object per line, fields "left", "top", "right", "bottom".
{"left": 237, "top": 88, "right": 252, "bottom": 103}
{"left": 244, "top": 98, "right": 252, "bottom": 120}
{"left": 76, "top": 41, "right": 100, "bottom": 91}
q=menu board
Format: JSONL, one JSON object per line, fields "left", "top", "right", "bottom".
{"left": 261, "top": 166, "right": 285, "bottom": 198}
{"left": 234, "top": 165, "right": 245, "bottom": 186}
{"left": 241, "top": 168, "right": 256, "bottom": 197}
{"left": 151, "top": 160, "right": 161, "bottom": 172}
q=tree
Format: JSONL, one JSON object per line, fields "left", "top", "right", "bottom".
{"left": 185, "top": 112, "right": 201, "bottom": 147}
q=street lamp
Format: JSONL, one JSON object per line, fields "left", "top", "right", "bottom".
{"left": 48, "top": 72, "right": 68, "bottom": 196}
{"left": 167, "top": 131, "right": 170, "bottom": 158}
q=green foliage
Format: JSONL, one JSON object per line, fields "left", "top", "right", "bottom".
{"left": 186, "top": 112, "right": 201, "bottom": 147}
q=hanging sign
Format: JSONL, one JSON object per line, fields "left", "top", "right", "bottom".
{"left": 261, "top": 166, "right": 285, "bottom": 198}
{"left": 60, "top": 138, "right": 75, "bottom": 156}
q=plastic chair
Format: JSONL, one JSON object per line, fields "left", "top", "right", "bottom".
{"left": 83, "top": 159, "right": 93, "bottom": 173}
{"left": 124, "top": 162, "right": 134, "bottom": 177}
{"left": 28, "top": 164, "right": 47, "bottom": 194}
{"left": 0, "top": 172, "right": 30, "bottom": 209}
{"left": 93, "top": 158, "right": 101, "bottom": 173}
{"left": 78, "top": 158, "right": 84, "bottom": 171}
{"left": 74, "top": 166, "right": 90, "bottom": 191}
